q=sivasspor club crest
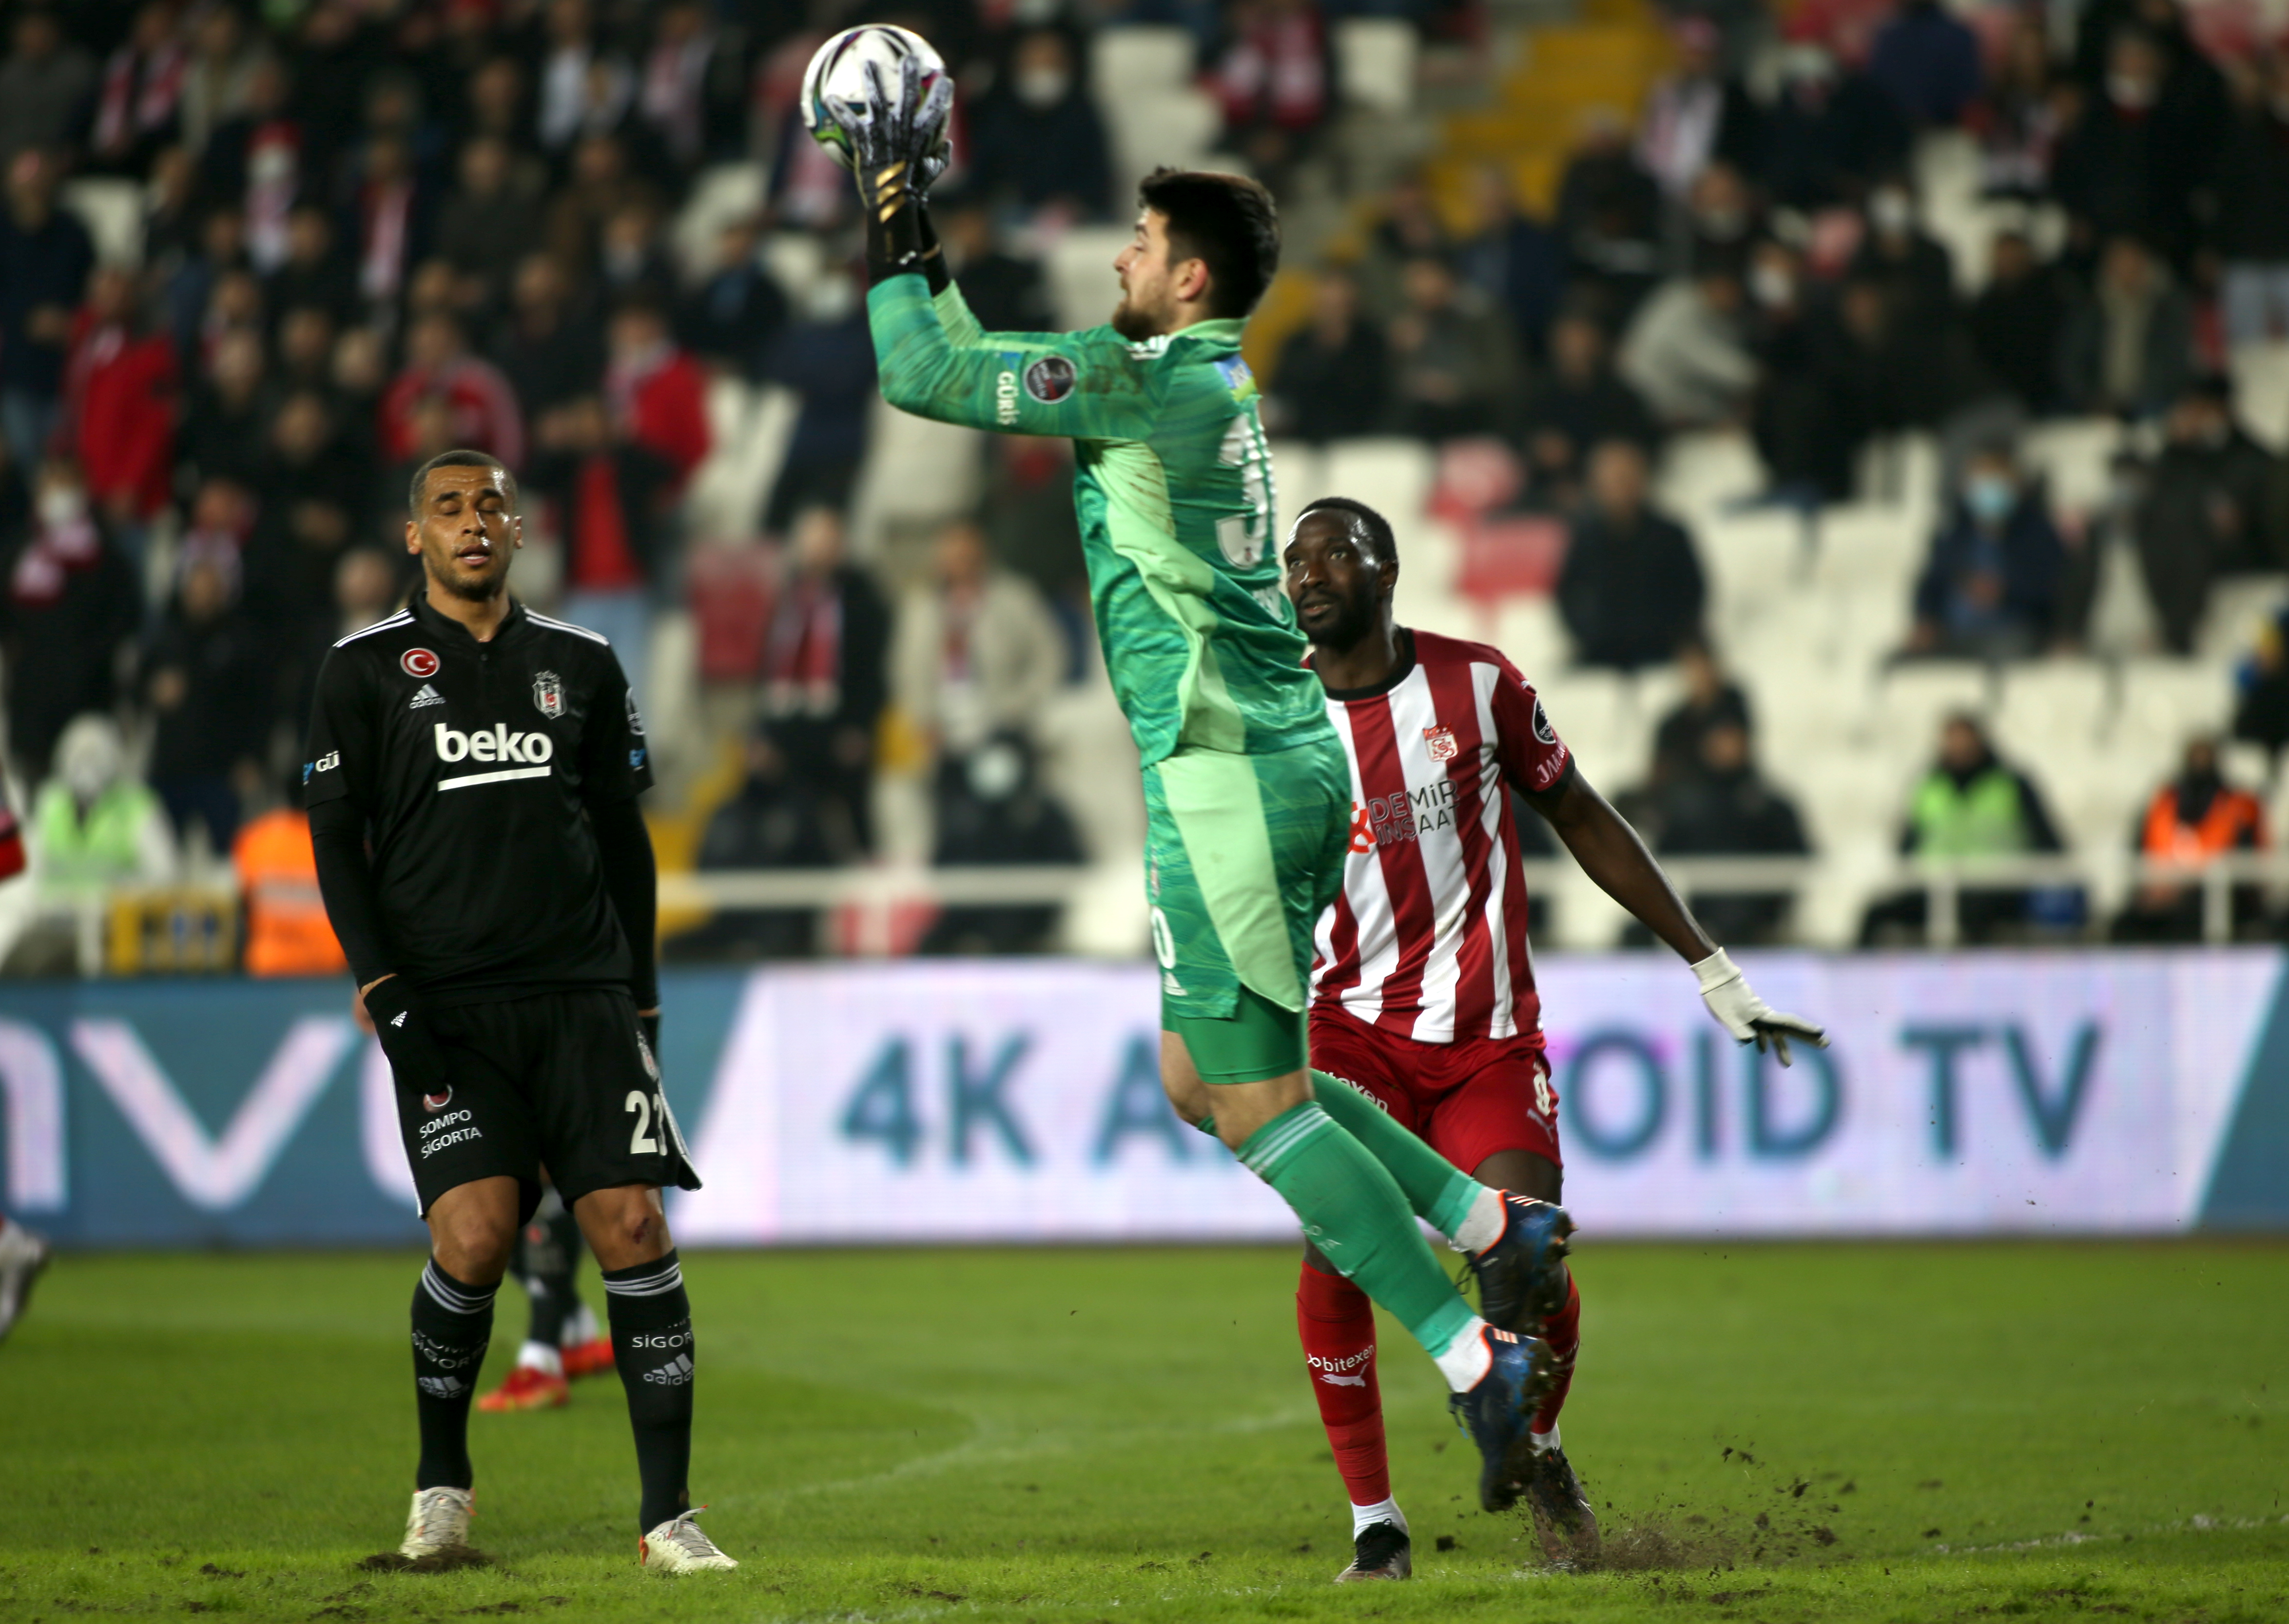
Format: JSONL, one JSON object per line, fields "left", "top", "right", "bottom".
{"left": 1424, "top": 724, "right": 1459, "bottom": 763}
{"left": 532, "top": 670, "right": 564, "bottom": 718}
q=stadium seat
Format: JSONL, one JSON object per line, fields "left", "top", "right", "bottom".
{"left": 1335, "top": 19, "right": 1417, "bottom": 114}
{"left": 1045, "top": 227, "right": 1143, "bottom": 332}
{"left": 1266, "top": 441, "right": 1328, "bottom": 513}
{"left": 59, "top": 177, "right": 143, "bottom": 267}
{"left": 1494, "top": 595, "right": 1570, "bottom": 679}
{"left": 1655, "top": 429, "right": 1765, "bottom": 521}
{"left": 2195, "top": 576, "right": 2289, "bottom": 664}
{"left": 1089, "top": 26, "right": 1196, "bottom": 97}
{"left": 1101, "top": 89, "right": 1222, "bottom": 199}
{"left": 2229, "top": 340, "right": 2289, "bottom": 454}
{"left": 1700, "top": 510, "right": 1808, "bottom": 641}
{"left": 1995, "top": 660, "right": 2111, "bottom": 751}
{"left": 2019, "top": 418, "right": 2124, "bottom": 517}
{"left": 1323, "top": 437, "right": 1436, "bottom": 525}
{"left": 2112, "top": 658, "right": 2234, "bottom": 750}
{"left": 1534, "top": 669, "right": 1629, "bottom": 780}
{"left": 1814, "top": 503, "right": 1924, "bottom": 598}
{"left": 1876, "top": 662, "right": 1992, "bottom": 756}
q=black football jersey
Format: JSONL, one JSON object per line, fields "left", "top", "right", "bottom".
{"left": 302, "top": 591, "right": 653, "bottom": 1003}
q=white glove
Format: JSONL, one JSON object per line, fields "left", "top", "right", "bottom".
{"left": 1692, "top": 948, "right": 1827, "bottom": 1067}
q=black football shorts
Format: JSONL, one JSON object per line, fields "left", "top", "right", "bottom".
{"left": 395, "top": 987, "right": 702, "bottom": 1220}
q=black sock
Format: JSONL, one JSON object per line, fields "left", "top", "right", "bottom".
{"left": 411, "top": 1259, "right": 497, "bottom": 1490}
{"left": 519, "top": 1193, "right": 584, "bottom": 1348}
{"left": 602, "top": 1249, "right": 694, "bottom": 1532}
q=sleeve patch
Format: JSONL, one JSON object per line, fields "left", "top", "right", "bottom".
{"left": 1023, "top": 355, "right": 1077, "bottom": 403}
{"left": 1532, "top": 698, "right": 1557, "bottom": 746}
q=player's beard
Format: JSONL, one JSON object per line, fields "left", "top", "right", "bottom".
{"left": 428, "top": 546, "right": 506, "bottom": 603}
{"left": 1110, "top": 293, "right": 1167, "bottom": 342}
{"left": 1299, "top": 588, "right": 1376, "bottom": 653}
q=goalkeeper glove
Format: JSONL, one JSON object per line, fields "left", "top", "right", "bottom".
{"left": 840, "top": 54, "right": 953, "bottom": 224}
{"left": 1692, "top": 948, "right": 1828, "bottom": 1067}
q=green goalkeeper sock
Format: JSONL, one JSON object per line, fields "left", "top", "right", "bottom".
{"left": 1312, "top": 1071, "right": 1491, "bottom": 1242}
{"left": 1236, "top": 1103, "right": 1477, "bottom": 1360}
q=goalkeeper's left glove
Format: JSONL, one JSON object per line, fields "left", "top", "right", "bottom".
{"left": 1692, "top": 948, "right": 1828, "bottom": 1067}
{"left": 839, "top": 54, "right": 953, "bottom": 227}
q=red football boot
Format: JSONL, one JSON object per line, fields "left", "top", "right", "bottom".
{"left": 477, "top": 1364, "right": 568, "bottom": 1411}
{"left": 561, "top": 1335, "right": 616, "bottom": 1379}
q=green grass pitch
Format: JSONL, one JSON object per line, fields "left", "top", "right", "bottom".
{"left": 0, "top": 1242, "right": 2281, "bottom": 1622}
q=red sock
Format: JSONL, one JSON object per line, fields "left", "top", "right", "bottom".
{"left": 1532, "top": 1273, "right": 1581, "bottom": 1436}
{"left": 1296, "top": 1258, "right": 1390, "bottom": 1509}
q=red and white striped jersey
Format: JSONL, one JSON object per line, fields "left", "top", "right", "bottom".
{"left": 1309, "top": 629, "right": 1571, "bottom": 1044}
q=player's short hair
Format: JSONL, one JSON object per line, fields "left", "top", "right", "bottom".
{"left": 1137, "top": 168, "right": 1280, "bottom": 320}
{"left": 409, "top": 448, "right": 518, "bottom": 517}
{"left": 1295, "top": 496, "right": 1398, "bottom": 574}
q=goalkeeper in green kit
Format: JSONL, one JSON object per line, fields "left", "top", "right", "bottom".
{"left": 836, "top": 60, "right": 1576, "bottom": 1511}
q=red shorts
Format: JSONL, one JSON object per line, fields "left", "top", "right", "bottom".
{"left": 1308, "top": 1005, "right": 1562, "bottom": 1177}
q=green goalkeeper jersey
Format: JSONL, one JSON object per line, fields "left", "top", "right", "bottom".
{"left": 868, "top": 273, "right": 1333, "bottom": 766}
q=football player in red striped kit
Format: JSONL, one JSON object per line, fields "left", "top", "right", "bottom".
{"left": 1283, "top": 497, "right": 1824, "bottom": 1578}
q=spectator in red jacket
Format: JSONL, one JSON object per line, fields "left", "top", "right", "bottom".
{"left": 528, "top": 295, "right": 709, "bottom": 711}
{"left": 62, "top": 266, "right": 178, "bottom": 540}
{"left": 377, "top": 309, "right": 523, "bottom": 470}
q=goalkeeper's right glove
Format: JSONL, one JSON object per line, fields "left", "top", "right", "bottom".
{"left": 840, "top": 54, "right": 954, "bottom": 226}
{"left": 362, "top": 975, "right": 455, "bottom": 1100}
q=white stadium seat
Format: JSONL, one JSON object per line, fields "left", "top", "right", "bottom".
{"left": 1995, "top": 660, "right": 2110, "bottom": 750}
{"left": 1875, "top": 662, "right": 1992, "bottom": 758}
{"left": 1322, "top": 438, "right": 1435, "bottom": 526}
{"left": 1655, "top": 429, "right": 1765, "bottom": 521}
{"left": 2018, "top": 418, "right": 2125, "bottom": 517}
{"left": 2230, "top": 340, "right": 2289, "bottom": 453}
{"left": 1266, "top": 441, "right": 1328, "bottom": 515}
{"left": 2195, "top": 577, "right": 2289, "bottom": 664}
{"left": 1814, "top": 503, "right": 1924, "bottom": 597}
{"left": 1090, "top": 26, "right": 1196, "bottom": 97}
{"left": 1493, "top": 596, "right": 1570, "bottom": 681}
{"left": 1533, "top": 669, "right": 1630, "bottom": 781}
{"left": 2111, "top": 658, "right": 2233, "bottom": 752}
{"left": 1335, "top": 19, "right": 1417, "bottom": 114}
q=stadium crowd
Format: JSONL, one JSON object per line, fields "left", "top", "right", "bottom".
{"left": 3, "top": 0, "right": 2289, "bottom": 970}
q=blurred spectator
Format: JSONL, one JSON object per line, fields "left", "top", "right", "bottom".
{"left": 1208, "top": 0, "right": 1329, "bottom": 195}
{"left": 681, "top": 733, "right": 836, "bottom": 961}
{"left": 1977, "top": 16, "right": 2064, "bottom": 198}
{"left": 2132, "top": 376, "right": 2289, "bottom": 652}
{"left": 1386, "top": 255, "right": 1518, "bottom": 441}
{"left": 178, "top": 326, "right": 272, "bottom": 497}
{"left": 1653, "top": 719, "right": 1810, "bottom": 944}
{"left": 1760, "top": 44, "right": 1910, "bottom": 211}
{"left": 379, "top": 312, "right": 524, "bottom": 470}
{"left": 1267, "top": 269, "right": 1389, "bottom": 443}
{"left": 436, "top": 136, "right": 545, "bottom": 317}
{"left": 677, "top": 218, "right": 786, "bottom": 383}
{"left": 763, "top": 262, "right": 877, "bottom": 531}
{"left": 598, "top": 199, "right": 675, "bottom": 303}
{"left": 90, "top": 2, "right": 190, "bottom": 177}
{"left": 0, "top": 457, "right": 140, "bottom": 785}
{"left": 1866, "top": 0, "right": 1981, "bottom": 128}
{"left": 0, "top": 150, "right": 96, "bottom": 474}
{"left": 1518, "top": 310, "right": 1654, "bottom": 510}
{"left": 1860, "top": 713, "right": 2071, "bottom": 945}
{"left": 540, "top": 0, "right": 625, "bottom": 155}
{"left": 234, "top": 773, "right": 348, "bottom": 977}
{"left": 1635, "top": 17, "right": 1763, "bottom": 202}
{"left": 1618, "top": 252, "right": 1756, "bottom": 429}
{"left": 195, "top": 56, "right": 299, "bottom": 272}
{"left": 636, "top": 2, "right": 745, "bottom": 172}
{"left": 0, "top": 10, "right": 98, "bottom": 171}
{"left": 1746, "top": 238, "right": 1856, "bottom": 503}
{"left": 61, "top": 266, "right": 178, "bottom": 534}
{"left": 141, "top": 541, "right": 272, "bottom": 852}
{"left": 1680, "top": 160, "right": 1758, "bottom": 265}
{"left": 348, "top": 133, "right": 428, "bottom": 310}
{"left": 2051, "top": 29, "right": 2208, "bottom": 265}
{"left": 531, "top": 298, "right": 709, "bottom": 704}
{"left": 248, "top": 389, "right": 362, "bottom": 638}
{"left": 1849, "top": 180, "right": 1955, "bottom": 328}
{"left": 893, "top": 520, "right": 1066, "bottom": 767}
{"left": 2113, "top": 736, "right": 2268, "bottom": 941}
{"left": 755, "top": 506, "right": 889, "bottom": 859}
{"left": 1968, "top": 231, "right": 2068, "bottom": 415}
{"left": 2056, "top": 236, "right": 2194, "bottom": 420}
{"left": 1359, "top": 172, "right": 1455, "bottom": 321}
{"left": 934, "top": 197, "right": 1054, "bottom": 335}
{"left": 276, "top": 303, "right": 337, "bottom": 394}
{"left": 1454, "top": 168, "right": 1565, "bottom": 362}
{"left": 180, "top": 4, "right": 268, "bottom": 159}
{"left": 1554, "top": 109, "right": 1664, "bottom": 318}
{"left": 2216, "top": 52, "right": 2289, "bottom": 347}
{"left": 921, "top": 731, "right": 1084, "bottom": 955}
{"left": 1556, "top": 439, "right": 1707, "bottom": 670}
{"left": 30, "top": 715, "right": 175, "bottom": 905}
{"left": 967, "top": 30, "right": 1109, "bottom": 219}
{"left": 492, "top": 252, "right": 604, "bottom": 428}
{"left": 548, "top": 135, "right": 658, "bottom": 293}
{"left": 1649, "top": 639, "right": 1751, "bottom": 789}
{"left": 2232, "top": 603, "right": 2289, "bottom": 755}
{"left": 1907, "top": 442, "right": 2067, "bottom": 660}
{"left": 289, "top": 543, "right": 404, "bottom": 730}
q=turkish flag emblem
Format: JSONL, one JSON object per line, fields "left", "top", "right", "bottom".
{"left": 401, "top": 648, "right": 440, "bottom": 679}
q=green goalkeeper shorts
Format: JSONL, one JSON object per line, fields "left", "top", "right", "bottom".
{"left": 1144, "top": 736, "right": 1352, "bottom": 1083}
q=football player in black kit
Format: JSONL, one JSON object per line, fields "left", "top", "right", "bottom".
{"left": 305, "top": 449, "right": 736, "bottom": 1573}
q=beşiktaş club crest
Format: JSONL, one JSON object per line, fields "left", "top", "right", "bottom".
{"left": 1424, "top": 724, "right": 1459, "bottom": 763}
{"left": 532, "top": 670, "right": 564, "bottom": 718}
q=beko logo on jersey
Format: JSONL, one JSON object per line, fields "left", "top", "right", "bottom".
{"left": 434, "top": 724, "right": 555, "bottom": 764}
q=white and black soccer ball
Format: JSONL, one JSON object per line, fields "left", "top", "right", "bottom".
{"left": 799, "top": 24, "right": 949, "bottom": 171}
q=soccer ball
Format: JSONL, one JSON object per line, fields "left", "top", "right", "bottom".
{"left": 800, "top": 24, "right": 950, "bottom": 171}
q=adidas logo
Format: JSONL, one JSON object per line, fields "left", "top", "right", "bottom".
{"left": 391, "top": 1012, "right": 407, "bottom": 1027}
{"left": 643, "top": 1353, "right": 695, "bottom": 1388}
{"left": 409, "top": 683, "right": 445, "bottom": 710}
{"left": 416, "top": 1375, "right": 467, "bottom": 1399}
